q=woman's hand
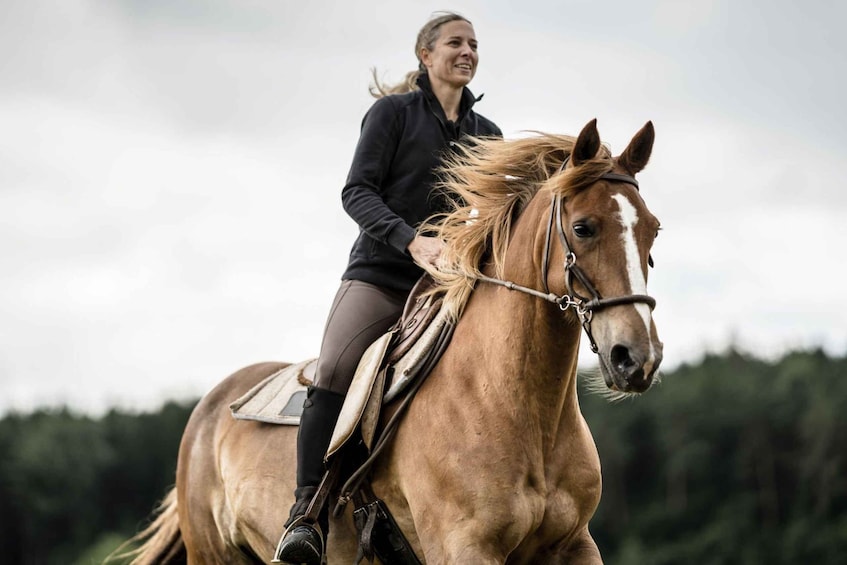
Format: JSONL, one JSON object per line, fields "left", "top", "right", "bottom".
{"left": 407, "top": 235, "right": 445, "bottom": 268}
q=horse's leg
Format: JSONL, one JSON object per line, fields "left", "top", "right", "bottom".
{"left": 225, "top": 424, "right": 363, "bottom": 563}
{"left": 220, "top": 420, "right": 298, "bottom": 559}
{"left": 220, "top": 421, "right": 361, "bottom": 561}
{"left": 550, "top": 527, "right": 603, "bottom": 564}
{"left": 414, "top": 522, "right": 519, "bottom": 564}
{"left": 411, "top": 516, "right": 602, "bottom": 565}
{"left": 376, "top": 451, "right": 539, "bottom": 565}
{"left": 180, "top": 362, "right": 361, "bottom": 563}
{"left": 178, "top": 362, "right": 289, "bottom": 563}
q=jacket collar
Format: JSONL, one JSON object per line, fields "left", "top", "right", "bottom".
{"left": 416, "top": 73, "right": 483, "bottom": 122}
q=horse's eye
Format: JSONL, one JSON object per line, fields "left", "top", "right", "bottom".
{"left": 573, "top": 223, "right": 594, "bottom": 238}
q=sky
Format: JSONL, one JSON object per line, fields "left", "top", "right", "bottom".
{"left": 2, "top": 0, "right": 845, "bottom": 415}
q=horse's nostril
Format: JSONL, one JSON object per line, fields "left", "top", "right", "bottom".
{"left": 610, "top": 345, "right": 648, "bottom": 387}
{"left": 611, "top": 345, "right": 637, "bottom": 374}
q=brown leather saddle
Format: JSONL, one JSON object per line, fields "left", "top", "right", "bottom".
{"left": 387, "top": 274, "right": 445, "bottom": 365}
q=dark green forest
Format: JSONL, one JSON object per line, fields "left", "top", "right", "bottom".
{"left": 2, "top": 348, "right": 845, "bottom": 564}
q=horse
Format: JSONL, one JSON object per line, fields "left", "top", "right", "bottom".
{"left": 119, "top": 118, "right": 662, "bottom": 564}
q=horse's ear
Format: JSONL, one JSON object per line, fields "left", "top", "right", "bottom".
{"left": 617, "top": 121, "right": 655, "bottom": 175}
{"left": 571, "top": 118, "right": 601, "bottom": 166}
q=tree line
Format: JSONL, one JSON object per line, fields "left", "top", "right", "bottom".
{"left": 1, "top": 347, "right": 845, "bottom": 564}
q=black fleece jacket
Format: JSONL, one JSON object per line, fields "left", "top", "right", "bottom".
{"left": 340, "top": 74, "right": 502, "bottom": 292}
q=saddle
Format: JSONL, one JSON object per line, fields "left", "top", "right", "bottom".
{"left": 388, "top": 275, "right": 443, "bottom": 365}
{"left": 228, "top": 276, "right": 450, "bottom": 428}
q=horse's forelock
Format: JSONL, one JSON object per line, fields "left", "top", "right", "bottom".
{"left": 548, "top": 143, "right": 614, "bottom": 198}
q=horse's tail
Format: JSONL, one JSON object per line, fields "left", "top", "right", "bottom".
{"left": 106, "top": 487, "right": 186, "bottom": 565}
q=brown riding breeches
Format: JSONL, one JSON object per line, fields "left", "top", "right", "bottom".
{"left": 312, "top": 280, "right": 407, "bottom": 395}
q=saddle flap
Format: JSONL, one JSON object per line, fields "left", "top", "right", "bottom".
{"left": 326, "top": 332, "right": 393, "bottom": 459}
{"left": 384, "top": 307, "right": 453, "bottom": 403}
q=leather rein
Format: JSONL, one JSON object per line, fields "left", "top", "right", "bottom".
{"left": 467, "top": 158, "right": 656, "bottom": 354}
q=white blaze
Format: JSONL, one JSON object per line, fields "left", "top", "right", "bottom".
{"left": 611, "top": 193, "right": 653, "bottom": 338}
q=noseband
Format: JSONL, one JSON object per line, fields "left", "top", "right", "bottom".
{"left": 467, "top": 158, "right": 656, "bottom": 354}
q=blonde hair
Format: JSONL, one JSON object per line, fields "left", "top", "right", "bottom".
{"left": 369, "top": 12, "right": 472, "bottom": 98}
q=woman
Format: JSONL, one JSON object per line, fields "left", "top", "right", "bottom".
{"left": 274, "top": 12, "right": 501, "bottom": 564}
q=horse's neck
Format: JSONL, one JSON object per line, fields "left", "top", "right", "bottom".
{"left": 451, "top": 202, "right": 585, "bottom": 440}
{"left": 461, "top": 284, "right": 581, "bottom": 400}
{"left": 447, "top": 283, "right": 583, "bottom": 458}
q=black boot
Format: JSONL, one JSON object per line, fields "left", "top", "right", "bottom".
{"left": 273, "top": 387, "right": 345, "bottom": 565}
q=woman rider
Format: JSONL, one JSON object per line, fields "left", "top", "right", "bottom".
{"left": 274, "top": 12, "right": 502, "bottom": 565}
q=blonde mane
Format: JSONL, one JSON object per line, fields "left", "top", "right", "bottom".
{"left": 421, "top": 133, "right": 614, "bottom": 319}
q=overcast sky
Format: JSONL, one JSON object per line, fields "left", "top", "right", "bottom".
{"left": 2, "top": 0, "right": 845, "bottom": 415}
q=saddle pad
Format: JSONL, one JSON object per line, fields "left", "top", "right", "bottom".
{"left": 229, "top": 360, "right": 315, "bottom": 425}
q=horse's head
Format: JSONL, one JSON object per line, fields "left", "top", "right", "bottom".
{"left": 427, "top": 120, "right": 663, "bottom": 393}
{"left": 550, "top": 119, "right": 662, "bottom": 394}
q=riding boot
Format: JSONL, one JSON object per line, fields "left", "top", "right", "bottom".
{"left": 273, "top": 386, "right": 345, "bottom": 565}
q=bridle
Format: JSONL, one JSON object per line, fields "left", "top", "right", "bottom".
{"left": 465, "top": 157, "right": 656, "bottom": 354}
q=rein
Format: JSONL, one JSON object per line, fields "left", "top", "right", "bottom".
{"left": 465, "top": 160, "right": 656, "bottom": 354}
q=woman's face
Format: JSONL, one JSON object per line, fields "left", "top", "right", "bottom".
{"left": 420, "top": 20, "right": 478, "bottom": 89}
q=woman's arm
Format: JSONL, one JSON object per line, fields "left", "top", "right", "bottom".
{"left": 340, "top": 97, "right": 416, "bottom": 254}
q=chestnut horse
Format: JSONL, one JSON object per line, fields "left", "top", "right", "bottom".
{"left": 121, "top": 119, "right": 662, "bottom": 564}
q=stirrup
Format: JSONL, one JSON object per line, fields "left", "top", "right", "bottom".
{"left": 273, "top": 455, "right": 340, "bottom": 563}
{"left": 272, "top": 515, "right": 326, "bottom": 564}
